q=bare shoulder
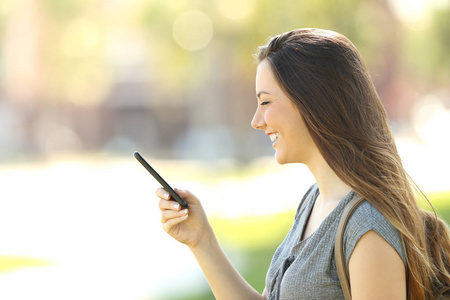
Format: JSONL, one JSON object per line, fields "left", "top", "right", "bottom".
{"left": 348, "top": 230, "right": 406, "bottom": 300}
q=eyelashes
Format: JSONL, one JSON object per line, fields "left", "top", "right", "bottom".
{"left": 260, "top": 101, "right": 270, "bottom": 106}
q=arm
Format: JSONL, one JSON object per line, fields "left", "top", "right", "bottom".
{"left": 157, "top": 188, "right": 265, "bottom": 300}
{"left": 348, "top": 230, "right": 406, "bottom": 300}
{"left": 189, "top": 230, "right": 266, "bottom": 300}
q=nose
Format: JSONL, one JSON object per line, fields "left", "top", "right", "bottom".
{"left": 251, "top": 106, "right": 265, "bottom": 130}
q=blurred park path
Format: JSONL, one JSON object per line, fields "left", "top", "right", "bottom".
{"left": 0, "top": 155, "right": 208, "bottom": 299}
{"left": 0, "top": 153, "right": 311, "bottom": 299}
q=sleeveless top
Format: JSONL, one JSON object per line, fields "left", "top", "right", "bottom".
{"left": 265, "top": 184, "right": 406, "bottom": 300}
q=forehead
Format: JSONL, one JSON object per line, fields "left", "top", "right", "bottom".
{"left": 255, "top": 60, "right": 279, "bottom": 92}
{"left": 255, "top": 60, "right": 300, "bottom": 111}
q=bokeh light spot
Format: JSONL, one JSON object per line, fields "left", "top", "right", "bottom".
{"left": 172, "top": 10, "right": 213, "bottom": 51}
{"left": 412, "top": 93, "right": 450, "bottom": 148}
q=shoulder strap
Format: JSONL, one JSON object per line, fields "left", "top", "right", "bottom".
{"left": 334, "top": 195, "right": 364, "bottom": 300}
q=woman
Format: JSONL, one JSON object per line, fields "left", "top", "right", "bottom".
{"left": 156, "top": 28, "right": 450, "bottom": 299}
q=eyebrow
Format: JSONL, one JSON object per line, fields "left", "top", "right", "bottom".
{"left": 256, "top": 91, "right": 270, "bottom": 99}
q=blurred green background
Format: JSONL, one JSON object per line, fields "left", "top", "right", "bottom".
{"left": 0, "top": 0, "right": 449, "bottom": 299}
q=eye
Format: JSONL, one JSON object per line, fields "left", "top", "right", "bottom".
{"left": 260, "top": 101, "right": 270, "bottom": 106}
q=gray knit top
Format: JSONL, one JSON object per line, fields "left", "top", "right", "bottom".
{"left": 265, "top": 184, "right": 406, "bottom": 300}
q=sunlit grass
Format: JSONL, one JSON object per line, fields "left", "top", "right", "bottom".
{"left": 211, "top": 210, "right": 295, "bottom": 250}
{"left": 0, "top": 255, "right": 52, "bottom": 274}
{"left": 425, "top": 191, "right": 450, "bottom": 223}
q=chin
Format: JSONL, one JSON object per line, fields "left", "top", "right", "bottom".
{"left": 274, "top": 152, "right": 289, "bottom": 165}
{"left": 275, "top": 151, "right": 303, "bottom": 165}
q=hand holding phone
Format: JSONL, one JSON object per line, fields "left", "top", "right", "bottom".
{"left": 134, "top": 151, "right": 189, "bottom": 209}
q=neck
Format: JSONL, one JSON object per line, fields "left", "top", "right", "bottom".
{"left": 307, "top": 156, "right": 352, "bottom": 203}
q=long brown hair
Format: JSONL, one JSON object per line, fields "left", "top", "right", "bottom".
{"left": 256, "top": 28, "right": 450, "bottom": 299}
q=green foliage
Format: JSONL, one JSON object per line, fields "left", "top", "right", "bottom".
{"left": 41, "top": 0, "right": 89, "bottom": 22}
{"left": 1, "top": 0, "right": 449, "bottom": 106}
{"left": 402, "top": 6, "right": 450, "bottom": 85}
{"left": 428, "top": 7, "right": 450, "bottom": 82}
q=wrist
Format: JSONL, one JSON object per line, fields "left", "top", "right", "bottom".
{"left": 189, "top": 225, "right": 217, "bottom": 252}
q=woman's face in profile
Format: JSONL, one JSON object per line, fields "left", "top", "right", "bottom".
{"left": 252, "top": 59, "right": 318, "bottom": 165}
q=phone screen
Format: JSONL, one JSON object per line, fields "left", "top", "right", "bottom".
{"left": 134, "top": 151, "right": 188, "bottom": 209}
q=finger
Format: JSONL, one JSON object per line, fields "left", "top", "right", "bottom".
{"left": 174, "top": 187, "right": 189, "bottom": 198}
{"left": 163, "top": 214, "right": 189, "bottom": 233}
{"left": 161, "top": 208, "right": 189, "bottom": 223}
{"left": 155, "top": 188, "right": 171, "bottom": 200}
{"left": 159, "top": 199, "right": 182, "bottom": 211}
{"left": 174, "top": 188, "right": 200, "bottom": 206}
{"left": 173, "top": 188, "right": 197, "bottom": 204}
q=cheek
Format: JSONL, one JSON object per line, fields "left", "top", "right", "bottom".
{"left": 264, "top": 108, "right": 277, "bottom": 127}
{"left": 283, "top": 113, "right": 310, "bottom": 146}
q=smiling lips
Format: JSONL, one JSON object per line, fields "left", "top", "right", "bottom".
{"left": 268, "top": 132, "right": 279, "bottom": 145}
